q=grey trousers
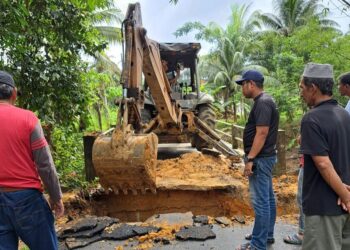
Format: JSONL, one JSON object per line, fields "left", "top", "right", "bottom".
{"left": 302, "top": 214, "right": 350, "bottom": 250}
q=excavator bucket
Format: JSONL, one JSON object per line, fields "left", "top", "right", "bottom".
{"left": 92, "top": 127, "right": 158, "bottom": 195}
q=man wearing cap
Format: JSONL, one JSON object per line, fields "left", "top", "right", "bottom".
{"left": 0, "top": 71, "right": 63, "bottom": 250}
{"left": 338, "top": 72, "right": 350, "bottom": 114}
{"left": 299, "top": 63, "right": 350, "bottom": 249}
{"left": 235, "top": 70, "right": 279, "bottom": 250}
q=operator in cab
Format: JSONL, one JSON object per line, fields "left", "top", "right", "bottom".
{"left": 162, "top": 60, "right": 181, "bottom": 86}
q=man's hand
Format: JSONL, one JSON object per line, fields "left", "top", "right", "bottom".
{"left": 243, "top": 162, "right": 254, "bottom": 177}
{"left": 49, "top": 198, "right": 65, "bottom": 218}
{"left": 337, "top": 184, "right": 350, "bottom": 212}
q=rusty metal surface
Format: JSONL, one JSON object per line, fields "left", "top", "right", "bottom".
{"left": 92, "top": 127, "right": 158, "bottom": 195}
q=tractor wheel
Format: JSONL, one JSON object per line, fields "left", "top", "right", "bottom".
{"left": 191, "top": 104, "right": 216, "bottom": 150}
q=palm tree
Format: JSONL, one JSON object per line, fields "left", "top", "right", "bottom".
{"left": 92, "top": 2, "right": 123, "bottom": 43}
{"left": 89, "top": 52, "right": 121, "bottom": 130}
{"left": 257, "top": 0, "right": 339, "bottom": 36}
{"left": 87, "top": 1, "right": 124, "bottom": 130}
{"left": 175, "top": 4, "right": 263, "bottom": 120}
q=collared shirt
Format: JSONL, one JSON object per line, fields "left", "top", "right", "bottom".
{"left": 300, "top": 99, "right": 350, "bottom": 215}
{"left": 243, "top": 92, "right": 279, "bottom": 157}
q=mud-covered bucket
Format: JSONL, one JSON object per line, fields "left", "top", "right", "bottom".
{"left": 92, "top": 127, "right": 158, "bottom": 195}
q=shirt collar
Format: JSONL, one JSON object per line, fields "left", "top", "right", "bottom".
{"left": 314, "top": 98, "right": 337, "bottom": 108}
{"left": 254, "top": 92, "right": 264, "bottom": 101}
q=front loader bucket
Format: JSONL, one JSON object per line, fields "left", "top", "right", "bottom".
{"left": 92, "top": 127, "right": 158, "bottom": 195}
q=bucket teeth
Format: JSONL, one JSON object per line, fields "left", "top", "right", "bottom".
{"left": 112, "top": 186, "right": 119, "bottom": 195}
{"left": 104, "top": 184, "right": 157, "bottom": 196}
{"left": 92, "top": 130, "right": 158, "bottom": 197}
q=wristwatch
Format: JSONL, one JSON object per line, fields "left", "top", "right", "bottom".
{"left": 247, "top": 157, "right": 255, "bottom": 163}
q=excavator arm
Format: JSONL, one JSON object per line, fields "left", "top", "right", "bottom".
{"left": 121, "top": 3, "right": 180, "bottom": 130}
{"left": 92, "top": 3, "right": 240, "bottom": 195}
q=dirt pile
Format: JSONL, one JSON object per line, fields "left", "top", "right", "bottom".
{"left": 62, "top": 152, "right": 299, "bottom": 223}
{"left": 156, "top": 152, "right": 244, "bottom": 190}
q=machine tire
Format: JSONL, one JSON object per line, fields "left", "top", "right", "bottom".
{"left": 191, "top": 104, "right": 216, "bottom": 150}
{"left": 141, "top": 108, "right": 152, "bottom": 124}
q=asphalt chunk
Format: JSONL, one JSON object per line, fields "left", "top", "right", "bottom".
{"left": 175, "top": 225, "right": 216, "bottom": 241}
{"left": 101, "top": 224, "right": 137, "bottom": 240}
{"left": 193, "top": 215, "right": 209, "bottom": 225}
{"left": 215, "top": 216, "right": 231, "bottom": 226}
{"left": 132, "top": 226, "right": 160, "bottom": 236}
{"left": 58, "top": 217, "right": 119, "bottom": 239}
{"left": 60, "top": 216, "right": 99, "bottom": 235}
{"left": 232, "top": 215, "right": 245, "bottom": 224}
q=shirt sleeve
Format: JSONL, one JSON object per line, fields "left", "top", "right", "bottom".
{"left": 30, "top": 120, "right": 48, "bottom": 150}
{"left": 345, "top": 100, "right": 350, "bottom": 114}
{"left": 254, "top": 100, "right": 272, "bottom": 126}
{"left": 300, "top": 120, "right": 329, "bottom": 156}
{"left": 31, "top": 122, "right": 62, "bottom": 202}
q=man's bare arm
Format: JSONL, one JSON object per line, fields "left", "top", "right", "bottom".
{"left": 244, "top": 126, "right": 269, "bottom": 177}
{"left": 247, "top": 126, "right": 269, "bottom": 158}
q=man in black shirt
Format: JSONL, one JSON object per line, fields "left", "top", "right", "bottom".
{"left": 299, "top": 63, "right": 350, "bottom": 250}
{"left": 235, "top": 70, "right": 279, "bottom": 250}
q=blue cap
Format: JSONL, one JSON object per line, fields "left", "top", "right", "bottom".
{"left": 235, "top": 70, "right": 264, "bottom": 85}
{"left": 0, "top": 71, "right": 15, "bottom": 88}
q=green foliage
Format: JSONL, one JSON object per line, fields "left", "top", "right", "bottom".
{"left": 0, "top": 0, "right": 126, "bottom": 191}
{"left": 82, "top": 68, "right": 122, "bottom": 131}
{"left": 256, "top": 0, "right": 339, "bottom": 36}
{"left": 254, "top": 20, "right": 350, "bottom": 124}
{"left": 51, "top": 127, "right": 86, "bottom": 189}
{"left": 178, "top": 4, "right": 264, "bottom": 120}
{"left": 0, "top": 0, "right": 107, "bottom": 127}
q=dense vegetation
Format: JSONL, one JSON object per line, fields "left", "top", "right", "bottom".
{"left": 1, "top": 0, "right": 349, "bottom": 188}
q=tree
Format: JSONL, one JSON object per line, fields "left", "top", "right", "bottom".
{"left": 339, "top": 0, "right": 350, "bottom": 8}
{"left": 175, "top": 4, "right": 263, "bottom": 120}
{"left": 92, "top": 1, "right": 123, "bottom": 44}
{"left": 257, "top": 0, "right": 339, "bottom": 36}
{"left": 255, "top": 20, "right": 350, "bottom": 123}
{"left": 0, "top": 0, "right": 117, "bottom": 187}
{"left": 89, "top": 52, "right": 121, "bottom": 130}
{"left": 0, "top": 0, "right": 107, "bottom": 128}
{"left": 88, "top": 1, "right": 124, "bottom": 130}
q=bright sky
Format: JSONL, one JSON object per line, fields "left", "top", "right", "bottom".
{"left": 108, "top": 0, "right": 350, "bottom": 64}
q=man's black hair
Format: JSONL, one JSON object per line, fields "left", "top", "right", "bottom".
{"left": 339, "top": 72, "right": 350, "bottom": 86}
{"left": 0, "top": 83, "right": 14, "bottom": 100}
{"left": 254, "top": 81, "right": 264, "bottom": 89}
{"left": 303, "top": 76, "right": 333, "bottom": 96}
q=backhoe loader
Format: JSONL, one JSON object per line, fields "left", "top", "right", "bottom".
{"left": 92, "top": 3, "right": 240, "bottom": 195}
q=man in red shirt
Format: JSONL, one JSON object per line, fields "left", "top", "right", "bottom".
{"left": 0, "top": 70, "right": 64, "bottom": 250}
